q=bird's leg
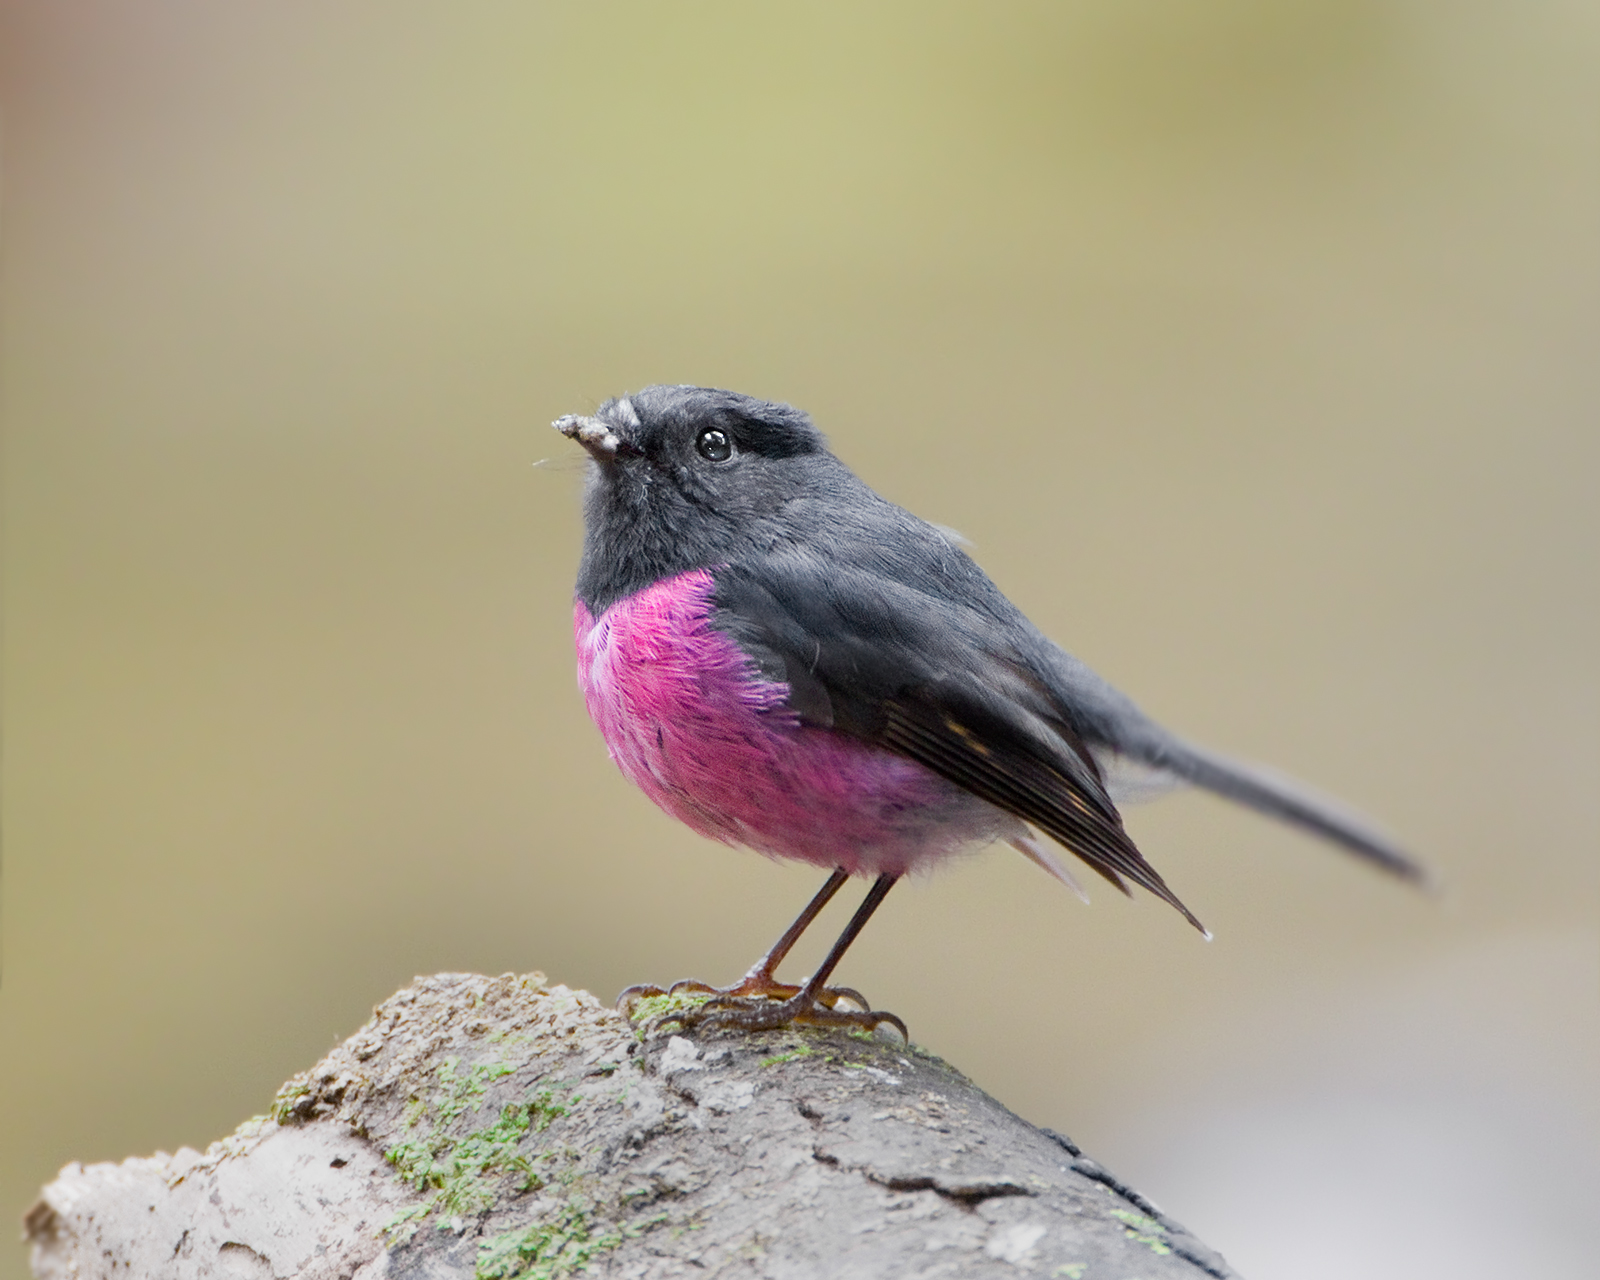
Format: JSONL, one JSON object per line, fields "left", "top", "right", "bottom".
{"left": 712, "top": 868, "right": 852, "bottom": 995}
{"left": 678, "top": 867, "right": 861, "bottom": 1003}
{"left": 689, "top": 873, "right": 909, "bottom": 1040}
{"left": 618, "top": 869, "right": 869, "bottom": 1012}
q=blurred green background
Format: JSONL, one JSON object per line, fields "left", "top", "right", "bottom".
{"left": 2, "top": 3, "right": 1595, "bottom": 1277}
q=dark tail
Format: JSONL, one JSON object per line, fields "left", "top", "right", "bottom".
{"left": 1141, "top": 736, "right": 1429, "bottom": 885}
{"left": 1032, "top": 644, "right": 1429, "bottom": 886}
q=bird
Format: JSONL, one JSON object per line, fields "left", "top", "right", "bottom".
{"left": 554, "top": 385, "right": 1423, "bottom": 1038}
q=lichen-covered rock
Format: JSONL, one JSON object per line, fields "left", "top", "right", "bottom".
{"left": 26, "top": 971, "right": 1235, "bottom": 1279}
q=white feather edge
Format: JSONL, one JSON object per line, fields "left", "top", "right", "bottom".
{"left": 1008, "top": 830, "right": 1090, "bottom": 904}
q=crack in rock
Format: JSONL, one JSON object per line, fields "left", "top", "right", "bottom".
{"left": 812, "top": 1145, "right": 1033, "bottom": 1206}
{"left": 869, "top": 1171, "right": 1034, "bottom": 1205}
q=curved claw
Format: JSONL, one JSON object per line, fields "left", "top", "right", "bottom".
{"left": 665, "top": 979, "right": 720, "bottom": 997}
{"left": 616, "top": 983, "right": 667, "bottom": 1013}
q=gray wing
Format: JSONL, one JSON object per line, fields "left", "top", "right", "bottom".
{"left": 710, "top": 552, "right": 1212, "bottom": 932}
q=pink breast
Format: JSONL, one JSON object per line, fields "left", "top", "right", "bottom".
{"left": 573, "top": 570, "right": 1010, "bottom": 877}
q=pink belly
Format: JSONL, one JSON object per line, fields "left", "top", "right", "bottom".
{"left": 574, "top": 570, "right": 1010, "bottom": 877}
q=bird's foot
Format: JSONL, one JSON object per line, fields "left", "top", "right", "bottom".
{"left": 617, "top": 973, "right": 870, "bottom": 1014}
{"left": 617, "top": 977, "right": 906, "bottom": 1043}
{"left": 685, "top": 989, "right": 909, "bottom": 1043}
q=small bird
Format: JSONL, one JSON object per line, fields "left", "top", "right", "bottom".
{"left": 556, "top": 386, "right": 1422, "bottom": 1037}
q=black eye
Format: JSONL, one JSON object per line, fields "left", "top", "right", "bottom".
{"left": 695, "top": 427, "right": 733, "bottom": 462}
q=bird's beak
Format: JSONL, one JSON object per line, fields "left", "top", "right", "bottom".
{"left": 553, "top": 414, "right": 625, "bottom": 461}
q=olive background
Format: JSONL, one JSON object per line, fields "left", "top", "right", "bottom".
{"left": 2, "top": 4, "right": 1595, "bottom": 1278}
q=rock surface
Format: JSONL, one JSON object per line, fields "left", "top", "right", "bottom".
{"left": 25, "top": 971, "right": 1237, "bottom": 1279}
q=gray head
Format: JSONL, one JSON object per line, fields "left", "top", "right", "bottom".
{"left": 555, "top": 386, "right": 855, "bottom": 611}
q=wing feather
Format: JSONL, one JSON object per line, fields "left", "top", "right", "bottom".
{"left": 711, "top": 558, "right": 1209, "bottom": 933}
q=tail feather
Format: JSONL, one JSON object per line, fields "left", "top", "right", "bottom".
{"left": 1139, "top": 737, "right": 1427, "bottom": 885}
{"left": 1032, "top": 647, "right": 1427, "bottom": 891}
